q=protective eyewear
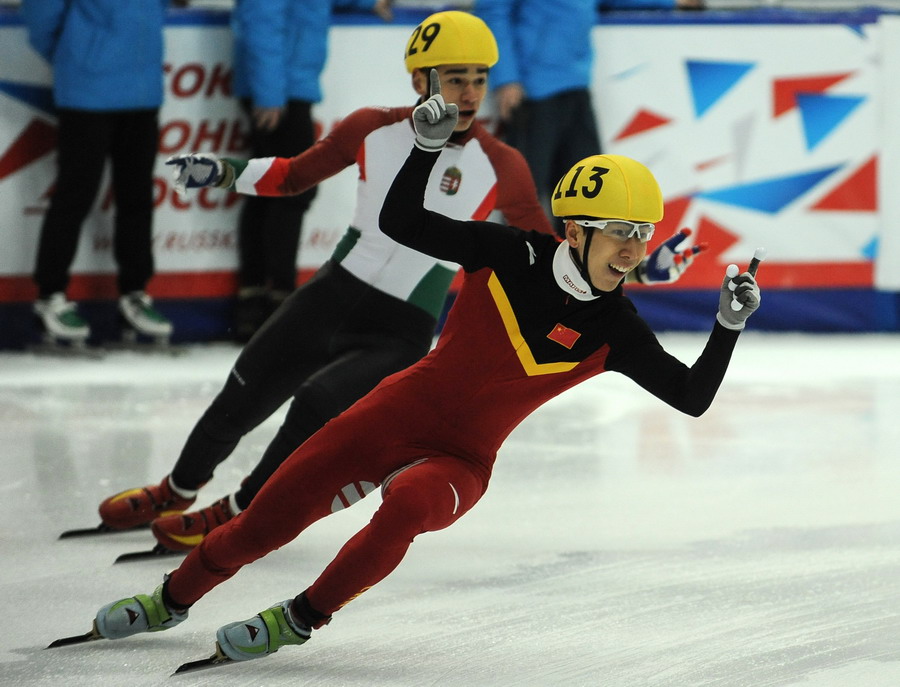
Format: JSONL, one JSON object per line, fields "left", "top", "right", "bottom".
{"left": 577, "top": 219, "right": 655, "bottom": 243}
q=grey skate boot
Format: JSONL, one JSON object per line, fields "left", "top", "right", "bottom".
{"left": 94, "top": 578, "right": 188, "bottom": 640}
{"left": 119, "top": 291, "right": 173, "bottom": 344}
{"left": 216, "top": 599, "right": 310, "bottom": 661}
{"left": 34, "top": 292, "right": 90, "bottom": 345}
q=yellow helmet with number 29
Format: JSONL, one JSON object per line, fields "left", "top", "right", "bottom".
{"left": 404, "top": 11, "right": 499, "bottom": 73}
{"left": 551, "top": 154, "right": 664, "bottom": 223}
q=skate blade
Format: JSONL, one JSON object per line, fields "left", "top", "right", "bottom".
{"left": 29, "top": 339, "right": 104, "bottom": 360}
{"left": 47, "top": 620, "right": 102, "bottom": 648}
{"left": 172, "top": 642, "right": 233, "bottom": 675}
{"left": 59, "top": 523, "right": 150, "bottom": 539}
{"left": 105, "top": 332, "right": 186, "bottom": 357}
{"left": 114, "top": 544, "right": 186, "bottom": 564}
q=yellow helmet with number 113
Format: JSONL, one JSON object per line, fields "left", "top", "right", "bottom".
{"left": 551, "top": 154, "right": 664, "bottom": 223}
{"left": 404, "top": 11, "right": 499, "bottom": 73}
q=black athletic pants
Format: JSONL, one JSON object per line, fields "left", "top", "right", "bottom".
{"left": 170, "top": 261, "right": 437, "bottom": 508}
{"left": 33, "top": 108, "right": 158, "bottom": 298}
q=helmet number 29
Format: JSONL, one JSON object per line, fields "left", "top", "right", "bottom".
{"left": 407, "top": 23, "right": 441, "bottom": 61}
{"left": 553, "top": 165, "right": 609, "bottom": 201}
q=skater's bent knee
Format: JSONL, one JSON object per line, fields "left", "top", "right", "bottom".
{"left": 376, "top": 481, "right": 460, "bottom": 535}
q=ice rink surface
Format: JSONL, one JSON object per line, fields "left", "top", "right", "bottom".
{"left": 1, "top": 332, "right": 900, "bottom": 686}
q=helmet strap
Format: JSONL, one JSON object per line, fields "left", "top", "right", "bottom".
{"left": 568, "top": 226, "right": 604, "bottom": 297}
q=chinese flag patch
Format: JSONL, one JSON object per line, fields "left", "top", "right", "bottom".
{"left": 547, "top": 323, "right": 581, "bottom": 349}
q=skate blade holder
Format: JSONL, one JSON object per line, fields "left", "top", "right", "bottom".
{"left": 121, "top": 327, "right": 171, "bottom": 347}
{"left": 42, "top": 332, "right": 89, "bottom": 348}
{"left": 33, "top": 333, "right": 103, "bottom": 359}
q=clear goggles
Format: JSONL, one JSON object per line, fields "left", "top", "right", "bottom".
{"left": 577, "top": 219, "right": 655, "bottom": 243}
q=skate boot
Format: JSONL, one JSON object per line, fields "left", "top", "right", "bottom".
{"left": 34, "top": 292, "right": 90, "bottom": 346}
{"left": 216, "top": 599, "right": 310, "bottom": 662}
{"left": 95, "top": 577, "right": 188, "bottom": 640}
{"left": 98, "top": 475, "right": 198, "bottom": 530}
{"left": 119, "top": 291, "right": 173, "bottom": 345}
{"left": 151, "top": 494, "right": 239, "bottom": 551}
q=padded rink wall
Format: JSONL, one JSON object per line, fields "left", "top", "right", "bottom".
{"left": 0, "top": 6, "right": 899, "bottom": 348}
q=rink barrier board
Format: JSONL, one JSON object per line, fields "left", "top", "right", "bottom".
{"left": 1, "top": 7, "right": 899, "bottom": 348}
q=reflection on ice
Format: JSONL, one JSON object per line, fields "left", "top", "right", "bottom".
{"left": 1, "top": 334, "right": 899, "bottom": 685}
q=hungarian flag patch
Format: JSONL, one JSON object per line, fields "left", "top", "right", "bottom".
{"left": 441, "top": 166, "right": 462, "bottom": 195}
{"left": 547, "top": 323, "right": 581, "bottom": 349}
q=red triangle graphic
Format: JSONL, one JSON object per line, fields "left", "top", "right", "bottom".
{"left": 654, "top": 195, "right": 692, "bottom": 241}
{"left": 772, "top": 73, "right": 853, "bottom": 118}
{"left": 695, "top": 215, "right": 742, "bottom": 260}
{"left": 811, "top": 156, "right": 877, "bottom": 211}
{"left": 613, "top": 109, "right": 672, "bottom": 141}
{"left": 669, "top": 215, "right": 742, "bottom": 288}
{"left": 0, "top": 118, "right": 58, "bottom": 181}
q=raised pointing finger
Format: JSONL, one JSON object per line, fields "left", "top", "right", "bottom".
{"left": 429, "top": 68, "right": 442, "bottom": 98}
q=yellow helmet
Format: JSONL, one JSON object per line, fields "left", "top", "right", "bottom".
{"left": 551, "top": 154, "right": 664, "bottom": 223}
{"left": 404, "top": 11, "right": 499, "bottom": 73}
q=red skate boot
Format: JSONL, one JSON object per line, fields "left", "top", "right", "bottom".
{"left": 151, "top": 495, "right": 237, "bottom": 551}
{"left": 98, "top": 475, "right": 198, "bottom": 530}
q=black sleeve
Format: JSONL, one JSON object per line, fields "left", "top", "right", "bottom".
{"left": 378, "top": 146, "right": 529, "bottom": 273}
{"left": 606, "top": 315, "right": 741, "bottom": 417}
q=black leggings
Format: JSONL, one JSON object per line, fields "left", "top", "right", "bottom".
{"left": 34, "top": 108, "right": 158, "bottom": 297}
{"left": 170, "top": 261, "right": 436, "bottom": 507}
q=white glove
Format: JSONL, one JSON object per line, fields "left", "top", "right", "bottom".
{"left": 165, "top": 153, "right": 226, "bottom": 194}
{"left": 716, "top": 264, "right": 761, "bottom": 330}
{"left": 412, "top": 70, "right": 459, "bottom": 151}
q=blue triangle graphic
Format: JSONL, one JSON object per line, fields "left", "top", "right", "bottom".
{"left": 0, "top": 80, "right": 55, "bottom": 116}
{"left": 697, "top": 165, "right": 843, "bottom": 214}
{"left": 686, "top": 60, "right": 754, "bottom": 118}
{"left": 862, "top": 235, "right": 878, "bottom": 260}
{"left": 796, "top": 93, "right": 865, "bottom": 150}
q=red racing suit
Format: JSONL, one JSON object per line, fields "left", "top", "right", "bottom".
{"left": 167, "top": 146, "right": 740, "bottom": 622}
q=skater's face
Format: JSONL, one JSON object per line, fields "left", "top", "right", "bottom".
{"left": 564, "top": 220, "right": 648, "bottom": 292}
{"left": 412, "top": 64, "right": 489, "bottom": 132}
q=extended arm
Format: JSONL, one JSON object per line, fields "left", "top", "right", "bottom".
{"left": 165, "top": 107, "right": 400, "bottom": 196}
{"left": 610, "top": 260, "right": 760, "bottom": 415}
